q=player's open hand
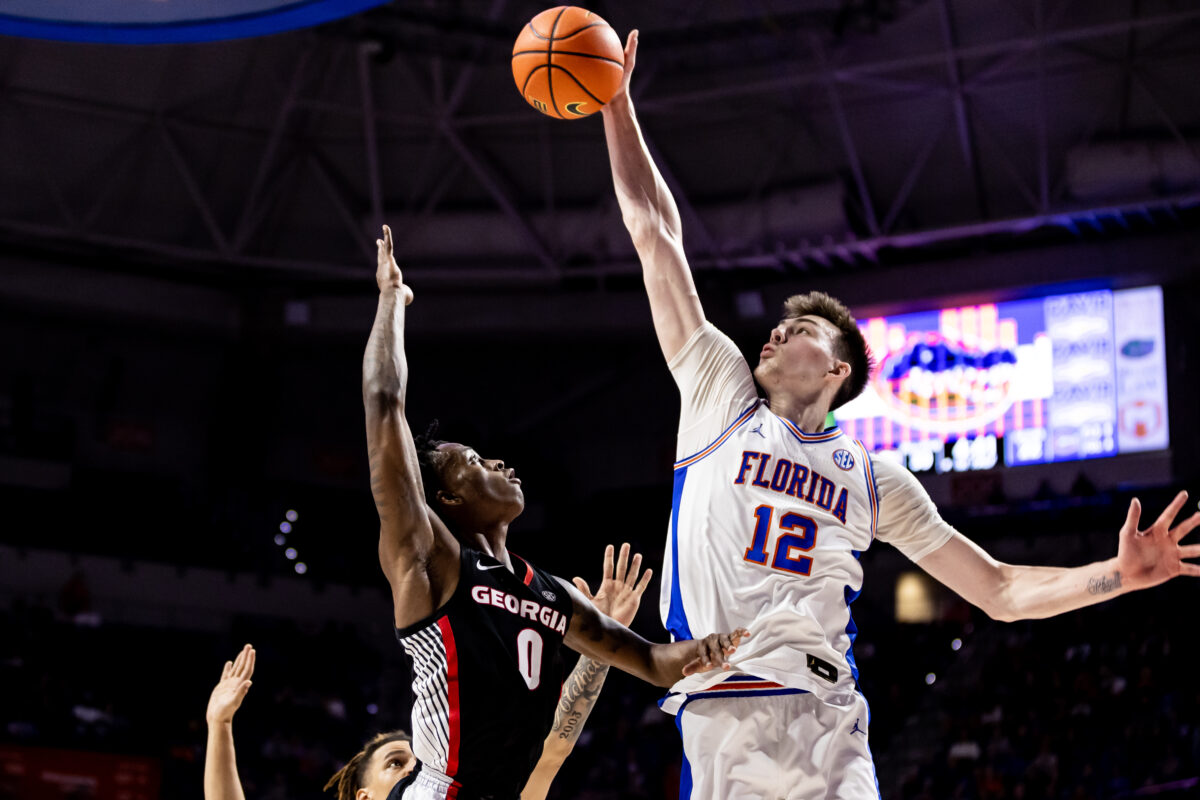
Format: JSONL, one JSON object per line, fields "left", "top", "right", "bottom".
{"left": 1116, "top": 490, "right": 1200, "bottom": 590}
{"left": 604, "top": 29, "right": 637, "bottom": 110}
{"left": 376, "top": 225, "right": 414, "bottom": 304}
{"left": 572, "top": 543, "right": 654, "bottom": 627}
{"left": 681, "top": 628, "right": 751, "bottom": 676}
{"left": 206, "top": 644, "right": 255, "bottom": 726}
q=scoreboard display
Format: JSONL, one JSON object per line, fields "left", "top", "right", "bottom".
{"left": 834, "top": 286, "right": 1169, "bottom": 475}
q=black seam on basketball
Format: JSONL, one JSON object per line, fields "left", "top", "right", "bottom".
{"left": 549, "top": 64, "right": 605, "bottom": 109}
{"left": 514, "top": 49, "right": 623, "bottom": 66}
{"left": 546, "top": 7, "right": 566, "bottom": 118}
{"left": 524, "top": 21, "right": 551, "bottom": 41}
{"left": 552, "top": 21, "right": 605, "bottom": 41}
{"left": 520, "top": 63, "right": 546, "bottom": 97}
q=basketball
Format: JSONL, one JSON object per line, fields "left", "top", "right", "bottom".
{"left": 512, "top": 6, "right": 624, "bottom": 120}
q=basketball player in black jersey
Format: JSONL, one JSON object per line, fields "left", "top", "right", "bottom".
{"left": 202, "top": 544, "right": 657, "bottom": 800}
{"left": 364, "top": 225, "right": 748, "bottom": 800}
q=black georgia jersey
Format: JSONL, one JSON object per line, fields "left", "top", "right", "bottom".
{"left": 394, "top": 546, "right": 574, "bottom": 797}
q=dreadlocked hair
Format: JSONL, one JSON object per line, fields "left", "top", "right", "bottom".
{"left": 323, "top": 730, "right": 412, "bottom": 800}
{"left": 782, "top": 291, "right": 876, "bottom": 410}
{"left": 413, "top": 420, "right": 448, "bottom": 507}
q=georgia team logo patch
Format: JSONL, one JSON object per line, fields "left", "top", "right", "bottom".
{"left": 832, "top": 449, "right": 856, "bottom": 471}
{"left": 542, "top": 590, "right": 557, "bottom": 602}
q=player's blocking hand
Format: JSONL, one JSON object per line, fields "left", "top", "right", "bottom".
{"left": 1117, "top": 490, "right": 1200, "bottom": 590}
{"left": 375, "top": 225, "right": 414, "bottom": 305}
{"left": 604, "top": 29, "right": 638, "bottom": 111}
{"left": 572, "top": 543, "right": 654, "bottom": 627}
{"left": 206, "top": 644, "right": 255, "bottom": 726}
{"left": 682, "top": 628, "right": 751, "bottom": 676}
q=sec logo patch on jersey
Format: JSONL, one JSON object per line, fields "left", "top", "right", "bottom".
{"left": 832, "top": 449, "right": 856, "bottom": 471}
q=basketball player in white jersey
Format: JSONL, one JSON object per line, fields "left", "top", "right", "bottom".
{"left": 601, "top": 31, "right": 1200, "bottom": 799}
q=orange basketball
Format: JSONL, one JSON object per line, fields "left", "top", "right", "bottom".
{"left": 512, "top": 6, "right": 624, "bottom": 120}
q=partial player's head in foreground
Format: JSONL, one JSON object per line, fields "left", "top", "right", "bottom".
{"left": 324, "top": 730, "right": 416, "bottom": 800}
{"left": 754, "top": 291, "right": 875, "bottom": 413}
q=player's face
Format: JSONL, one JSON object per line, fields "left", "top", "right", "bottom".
{"left": 435, "top": 443, "right": 524, "bottom": 518}
{"left": 753, "top": 315, "right": 848, "bottom": 402}
{"left": 358, "top": 741, "right": 416, "bottom": 799}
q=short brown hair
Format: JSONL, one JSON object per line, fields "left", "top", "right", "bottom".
{"left": 782, "top": 291, "right": 874, "bottom": 410}
{"left": 323, "top": 730, "right": 412, "bottom": 800}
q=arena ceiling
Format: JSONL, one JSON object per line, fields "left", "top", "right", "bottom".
{"left": 0, "top": 0, "right": 1198, "bottom": 291}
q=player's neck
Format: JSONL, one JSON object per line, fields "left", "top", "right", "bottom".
{"left": 467, "top": 527, "right": 512, "bottom": 569}
{"left": 767, "top": 394, "right": 833, "bottom": 433}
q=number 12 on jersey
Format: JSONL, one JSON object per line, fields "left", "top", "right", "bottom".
{"left": 744, "top": 504, "right": 818, "bottom": 575}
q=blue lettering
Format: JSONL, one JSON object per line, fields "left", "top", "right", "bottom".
{"left": 734, "top": 451, "right": 760, "bottom": 485}
{"left": 770, "top": 459, "right": 793, "bottom": 492}
{"left": 816, "top": 476, "right": 835, "bottom": 510}
{"left": 787, "top": 465, "right": 809, "bottom": 498}
{"left": 752, "top": 454, "right": 773, "bottom": 488}
{"left": 832, "top": 488, "right": 848, "bottom": 523}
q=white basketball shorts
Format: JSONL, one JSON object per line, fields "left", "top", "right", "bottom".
{"left": 673, "top": 690, "right": 881, "bottom": 800}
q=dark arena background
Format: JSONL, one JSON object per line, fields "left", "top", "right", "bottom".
{"left": 2, "top": 1, "right": 1200, "bottom": 798}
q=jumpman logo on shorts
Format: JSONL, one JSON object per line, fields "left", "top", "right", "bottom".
{"left": 850, "top": 718, "right": 866, "bottom": 736}
{"left": 749, "top": 424, "right": 765, "bottom": 438}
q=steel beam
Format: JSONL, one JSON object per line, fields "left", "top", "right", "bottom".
{"left": 232, "top": 47, "right": 314, "bottom": 252}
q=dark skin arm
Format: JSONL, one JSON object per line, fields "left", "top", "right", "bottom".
{"left": 364, "top": 225, "right": 460, "bottom": 628}
{"left": 557, "top": 578, "right": 748, "bottom": 688}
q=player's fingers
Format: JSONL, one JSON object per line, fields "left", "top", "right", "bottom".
{"left": 1171, "top": 512, "right": 1200, "bottom": 543}
{"left": 626, "top": 552, "right": 643, "bottom": 588}
{"left": 1180, "top": 562, "right": 1200, "bottom": 578}
{"left": 731, "top": 627, "right": 751, "bottom": 647}
{"left": 625, "top": 30, "right": 638, "bottom": 67}
{"left": 615, "top": 543, "right": 630, "bottom": 583}
{"left": 221, "top": 660, "right": 233, "bottom": 679}
{"left": 633, "top": 567, "right": 654, "bottom": 597}
{"left": 601, "top": 543, "right": 615, "bottom": 582}
{"left": 231, "top": 648, "right": 246, "bottom": 676}
{"left": 1178, "top": 543, "right": 1200, "bottom": 559}
{"left": 1153, "top": 491, "right": 1189, "bottom": 532}
{"left": 699, "top": 637, "right": 720, "bottom": 669}
{"left": 1123, "top": 497, "right": 1142, "bottom": 534}
{"left": 572, "top": 577, "right": 594, "bottom": 600}
{"left": 236, "top": 680, "right": 253, "bottom": 699}
{"left": 244, "top": 647, "right": 256, "bottom": 679}
{"left": 383, "top": 225, "right": 392, "bottom": 250}
{"left": 681, "top": 657, "right": 703, "bottom": 677}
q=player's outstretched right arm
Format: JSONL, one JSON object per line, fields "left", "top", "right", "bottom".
{"left": 364, "top": 225, "right": 458, "bottom": 628}
{"left": 602, "top": 31, "right": 705, "bottom": 363}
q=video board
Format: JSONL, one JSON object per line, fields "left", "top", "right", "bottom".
{"left": 834, "top": 287, "right": 1169, "bottom": 474}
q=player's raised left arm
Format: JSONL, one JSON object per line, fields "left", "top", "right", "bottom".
{"left": 522, "top": 545, "right": 654, "bottom": 800}
{"left": 917, "top": 491, "right": 1199, "bottom": 622}
{"left": 204, "top": 645, "right": 255, "bottom": 800}
{"left": 601, "top": 32, "right": 705, "bottom": 363}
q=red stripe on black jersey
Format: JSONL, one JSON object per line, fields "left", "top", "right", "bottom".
{"left": 437, "top": 616, "right": 462, "bottom": 778}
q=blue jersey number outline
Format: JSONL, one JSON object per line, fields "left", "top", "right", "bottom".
{"left": 743, "top": 505, "right": 818, "bottom": 576}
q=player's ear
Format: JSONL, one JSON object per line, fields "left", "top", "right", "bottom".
{"left": 829, "top": 360, "right": 851, "bottom": 380}
{"left": 436, "top": 489, "right": 463, "bottom": 507}
{"left": 355, "top": 788, "right": 371, "bottom": 800}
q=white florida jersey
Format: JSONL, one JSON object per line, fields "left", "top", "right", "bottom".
{"left": 661, "top": 323, "right": 956, "bottom": 710}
